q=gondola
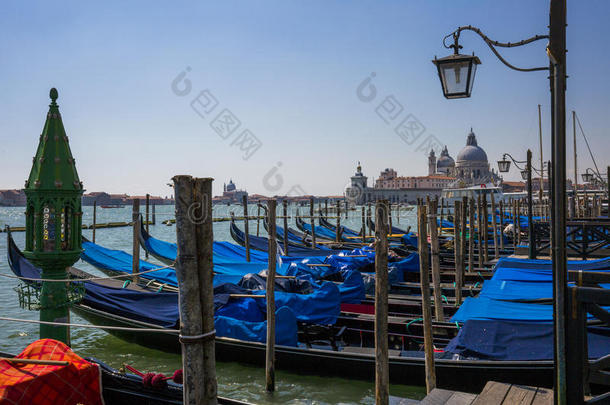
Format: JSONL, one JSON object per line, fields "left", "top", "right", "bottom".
{"left": 5, "top": 232, "right": 567, "bottom": 393}
{"left": 229, "top": 219, "right": 346, "bottom": 256}
{"left": 0, "top": 349, "right": 249, "bottom": 405}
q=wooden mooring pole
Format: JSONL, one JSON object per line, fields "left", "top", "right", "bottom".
{"left": 477, "top": 195, "right": 483, "bottom": 270}
{"left": 361, "top": 206, "right": 366, "bottom": 238}
{"left": 282, "top": 199, "right": 289, "bottom": 256}
{"left": 310, "top": 197, "right": 317, "bottom": 249}
{"left": 417, "top": 202, "right": 436, "bottom": 393}
{"left": 468, "top": 198, "right": 475, "bottom": 271}
{"left": 427, "top": 198, "right": 444, "bottom": 321}
{"left": 243, "top": 195, "right": 250, "bottom": 262}
{"left": 152, "top": 203, "right": 156, "bottom": 225}
{"left": 266, "top": 199, "right": 277, "bottom": 392}
{"left": 194, "top": 178, "right": 218, "bottom": 403}
{"left": 336, "top": 201, "right": 341, "bottom": 242}
{"left": 453, "top": 201, "right": 463, "bottom": 306}
{"left": 482, "top": 194, "right": 489, "bottom": 264}
{"left": 490, "top": 193, "right": 499, "bottom": 259}
{"left": 92, "top": 201, "right": 97, "bottom": 243}
{"left": 256, "top": 204, "right": 261, "bottom": 237}
{"left": 374, "top": 200, "right": 389, "bottom": 404}
{"left": 173, "top": 175, "right": 217, "bottom": 405}
{"left": 145, "top": 194, "right": 150, "bottom": 259}
{"left": 499, "top": 200, "right": 505, "bottom": 251}
{"left": 131, "top": 199, "right": 140, "bottom": 284}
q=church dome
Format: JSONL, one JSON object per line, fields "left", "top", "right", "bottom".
{"left": 436, "top": 145, "right": 455, "bottom": 169}
{"left": 456, "top": 130, "right": 487, "bottom": 163}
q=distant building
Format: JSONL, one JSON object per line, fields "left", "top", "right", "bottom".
{"left": 214, "top": 179, "right": 248, "bottom": 204}
{"left": 345, "top": 129, "right": 502, "bottom": 204}
{"left": 0, "top": 190, "right": 26, "bottom": 206}
{"left": 502, "top": 181, "right": 526, "bottom": 193}
{"left": 346, "top": 162, "right": 448, "bottom": 204}
{"left": 82, "top": 192, "right": 112, "bottom": 206}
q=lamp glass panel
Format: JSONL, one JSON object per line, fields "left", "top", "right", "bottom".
{"left": 440, "top": 60, "right": 470, "bottom": 95}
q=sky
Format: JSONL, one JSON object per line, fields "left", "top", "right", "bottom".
{"left": 1, "top": 0, "right": 609, "bottom": 197}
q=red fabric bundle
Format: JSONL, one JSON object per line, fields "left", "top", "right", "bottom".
{"left": 0, "top": 339, "right": 104, "bottom": 405}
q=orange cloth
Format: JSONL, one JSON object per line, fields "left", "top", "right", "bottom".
{"left": 0, "top": 339, "right": 103, "bottom": 405}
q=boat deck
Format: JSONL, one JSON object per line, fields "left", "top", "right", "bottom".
{"left": 416, "top": 381, "right": 553, "bottom": 405}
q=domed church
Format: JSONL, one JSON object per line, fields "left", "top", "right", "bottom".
{"left": 428, "top": 128, "right": 500, "bottom": 187}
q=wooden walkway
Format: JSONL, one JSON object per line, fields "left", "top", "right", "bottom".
{"left": 417, "top": 381, "right": 553, "bottom": 405}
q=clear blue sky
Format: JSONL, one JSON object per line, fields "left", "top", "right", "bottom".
{"left": 1, "top": 0, "right": 608, "bottom": 197}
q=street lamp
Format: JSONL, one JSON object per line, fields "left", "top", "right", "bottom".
{"left": 432, "top": 33, "right": 481, "bottom": 99}
{"left": 433, "top": 4, "right": 571, "bottom": 401}
{"left": 581, "top": 171, "right": 593, "bottom": 183}
{"left": 497, "top": 151, "right": 538, "bottom": 259}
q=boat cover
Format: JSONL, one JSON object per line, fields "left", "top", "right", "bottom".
{"left": 446, "top": 319, "right": 610, "bottom": 360}
{"left": 451, "top": 297, "right": 555, "bottom": 322}
{"left": 141, "top": 224, "right": 268, "bottom": 263}
{"left": 7, "top": 235, "right": 299, "bottom": 345}
{"left": 298, "top": 219, "right": 341, "bottom": 240}
{"left": 215, "top": 306, "right": 298, "bottom": 347}
{"left": 0, "top": 339, "right": 104, "bottom": 405}
{"left": 452, "top": 296, "right": 610, "bottom": 323}
{"left": 479, "top": 279, "right": 610, "bottom": 302}
{"left": 231, "top": 221, "right": 343, "bottom": 257}
{"left": 215, "top": 281, "right": 341, "bottom": 325}
{"left": 491, "top": 256, "right": 610, "bottom": 282}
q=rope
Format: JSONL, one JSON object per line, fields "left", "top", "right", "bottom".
{"left": 0, "top": 264, "right": 175, "bottom": 283}
{"left": 0, "top": 316, "right": 179, "bottom": 334}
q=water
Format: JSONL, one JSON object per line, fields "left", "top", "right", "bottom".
{"left": 0, "top": 204, "right": 425, "bottom": 404}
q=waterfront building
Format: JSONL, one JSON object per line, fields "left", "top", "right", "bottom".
{"left": 345, "top": 128, "right": 502, "bottom": 204}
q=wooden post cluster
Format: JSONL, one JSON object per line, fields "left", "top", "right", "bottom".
{"left": 374, "top": 200, "right": 389, "bottom": 405}
{"left": 173, "top": 176, "right": 217, "bottom": 405}
{"left": 417, "top": 202, "right": 436, "bottom": 394}
{"left": 266, "top": 199, "right": 277, "bottom": 392}
{"left": 131, "top": 199, "right": 140, "bottom": 284}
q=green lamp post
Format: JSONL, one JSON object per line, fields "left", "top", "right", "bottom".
{"left": 23, "top": 88, "right": 84, "bottom": 344}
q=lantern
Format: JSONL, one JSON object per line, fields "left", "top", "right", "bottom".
{"left": 432, "top": 53, "right": 481, "bottom": 99}
{"left": 23, "top": 88, "right": 84, "bottom": 343}
{"left": 497, "top": 158, "right": 511, "bottom": 173}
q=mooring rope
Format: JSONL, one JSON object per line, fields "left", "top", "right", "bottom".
{"left": 0, "top": 263, "right": 175, "bottom": 283}
{"left": 0, "top": 316, "right": 179, "bottom": 334}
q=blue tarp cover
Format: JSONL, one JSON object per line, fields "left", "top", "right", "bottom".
{"left": 479, "top": 279, "right": 610, "bottom": 302}
{"left": 451, "top": 297, "right": 555, "bottom": 322}
{"left": 252, "top": 281, "right": 341, "bottom": 325}
{"left": 446, "top": 319, "right": 610, "bottom": 360}
{"left": 215, "top": 306, "right": 298, "bottom": 346}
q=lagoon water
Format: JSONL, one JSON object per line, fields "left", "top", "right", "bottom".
{"left": 0, "top": 204, "right": 425, "bottom": 404}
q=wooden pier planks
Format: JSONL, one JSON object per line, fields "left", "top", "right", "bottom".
{"left": 418, "top": 381, "right": 553, "bottom": 405}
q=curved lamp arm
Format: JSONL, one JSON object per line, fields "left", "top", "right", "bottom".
{"left": 444, "top": 26, "right": 549, "bottom": 72}
{"left": 500, "top": 153, "right": 545, "bottom": 175}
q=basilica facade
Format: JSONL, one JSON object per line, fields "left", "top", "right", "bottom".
{"left": 345, "top": 129, "right": 501, "bottom": 204}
